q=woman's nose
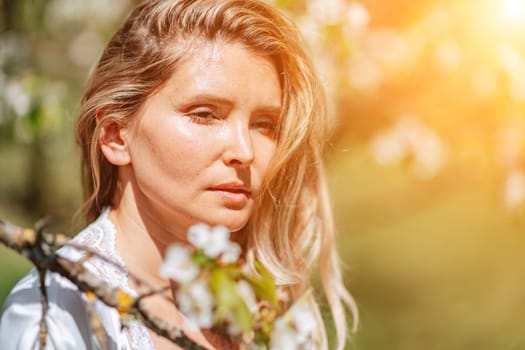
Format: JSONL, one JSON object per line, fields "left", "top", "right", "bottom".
{"left": 222, "top": 120, "right": 254, "bottom": 168}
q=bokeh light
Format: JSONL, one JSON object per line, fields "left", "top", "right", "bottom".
{"left": 501, "top": 0, "right": 525, "bottom": 26}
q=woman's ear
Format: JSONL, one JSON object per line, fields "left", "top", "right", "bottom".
{"left": 98, "top": 118, "right": 132, "bottom": 166}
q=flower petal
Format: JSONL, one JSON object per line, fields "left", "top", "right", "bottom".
{"left": 221, "top": 242, "right": 242, "bottom": 264}
{"left": 188, "top": 223, "right": 211, "bottom": 248}
{"left": 159, "top": 245, "right": 199, "bottom": 283}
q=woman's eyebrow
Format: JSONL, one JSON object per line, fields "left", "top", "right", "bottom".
{"left": 174, "top": 92, "right": 232, "bottom": 105}
{"left": 253, "top": 105, "right": 281, "bottom": 117}
{"left": 180, "top": 93, "right": 281, "bottom": 113}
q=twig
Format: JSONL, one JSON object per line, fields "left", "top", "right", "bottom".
{"left": 0, "top": 219, "right": 207, "bottom": 350}
{"left": 37, "top": 269, "right": 48, "bottom": 350}
{"left": 64, "top": 242, "right": 175, "bottom": 303}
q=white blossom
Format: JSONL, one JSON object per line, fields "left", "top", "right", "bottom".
{"left": 237, "top": 280, "right": 257, "bottom": 313}
{"left": 188, "top": 223, "right": 212, "bottom": 247}
{"left": 159, "top": 245, "right": 199, "bottom": 283}
{"left": 176, "top": 280, "right": 214, "bottom": 329}
{"left": 270, "top": 319, "right": 299, "bottom": 350}
{"left": 291, "top": 303, "right": 317, "bottom": 344}
{"left": 188, "top": 223, "right": 241, "bottom": 262}
{"left": 221, "top": 241, "right": 242, "bottom": 264}
{"left": 370, "top": 116, "right": 446, "bottom": 179}
{"left": 270, "top": 301, "right": 319, "bottom": 349}
{"left": 204, "top": 225, "right": 231, "bottom": 258}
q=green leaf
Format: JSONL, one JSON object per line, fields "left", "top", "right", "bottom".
{"left": 210, "top": 267, "right": 253, "bottom": 335}
{"left": 243, "top": 261, "right": 279, "bottom": 309}
{"left": 192, "top": 249, "right": 213, "bottom": 266}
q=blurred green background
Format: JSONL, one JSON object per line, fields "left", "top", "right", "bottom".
{"left": 2, "top": 0, "right": 525, "bottom": 349}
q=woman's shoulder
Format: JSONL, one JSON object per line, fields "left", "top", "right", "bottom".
{"left": 0, "top": 261, "right": 128, "bottom": 349}
{"left": 2, "top": 267, "right": 86, "bottom": 315}
{"left": 0, "top": 267, "right": 101, "bottom": 349}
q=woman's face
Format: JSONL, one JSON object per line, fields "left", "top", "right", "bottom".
{"left": 123, "top": 41, "right": 281, "bottom": 235}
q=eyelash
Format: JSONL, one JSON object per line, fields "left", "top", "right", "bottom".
{"left": 252, "top": 120, "right": 277, "bottom": 132}
{"left": 186, "top": 108, "right": 278, "bottom": 134}
{"left": 187, "top": 109, "right": 219, "bottom": 124}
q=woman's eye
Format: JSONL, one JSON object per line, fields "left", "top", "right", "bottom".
{"left": 252, "top": 119, "right": 277, "bottom": 135}
{"left": 187, "top": 109, "right": 218, "bottom": 123}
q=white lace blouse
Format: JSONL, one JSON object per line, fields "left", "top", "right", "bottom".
{"left": 0, "top": 208, "right": 155, "bottom": 350}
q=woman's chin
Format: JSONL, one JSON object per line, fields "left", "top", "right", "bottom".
{"left": 201, "top": 206, "right": 252, "bottom": 233}
{"left": 205, "top": 215, "right": 249, "bottom": 233}
{"left": 221, "top": 220, "right": 248, "bottom": 233}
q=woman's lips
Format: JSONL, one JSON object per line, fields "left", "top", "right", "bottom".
{"left": 208, "top": 183, "right": 251, "bottom": 207}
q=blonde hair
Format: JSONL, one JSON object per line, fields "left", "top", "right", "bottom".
{"left": 75, "top": 0, "right": 357, "bottom": 348}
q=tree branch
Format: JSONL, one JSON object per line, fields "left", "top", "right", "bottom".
{"left": 0, "top": 219, "right": 207, "bottom": 350}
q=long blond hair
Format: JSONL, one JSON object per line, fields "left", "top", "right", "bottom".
{"left": 75, "top": 0, "right": 357, "bottom": 348}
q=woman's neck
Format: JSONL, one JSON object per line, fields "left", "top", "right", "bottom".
{"left": 108, "top": 185, "right": 218, "bottom": 350}
{"left": 109, "top": 180, "right": 187, "bottom": 286}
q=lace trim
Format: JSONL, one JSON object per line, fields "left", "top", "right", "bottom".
{"left": 72, "top": 208, "right": 155, "bottom": 350}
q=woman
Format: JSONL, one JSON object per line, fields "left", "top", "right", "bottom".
{"left": 0, "top": 0, "right": 356, "bottom": 349}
